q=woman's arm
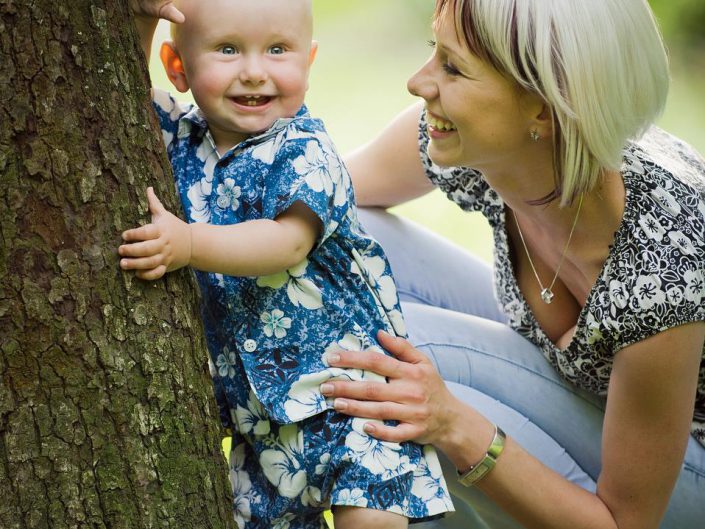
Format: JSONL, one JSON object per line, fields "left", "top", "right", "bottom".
{"left": 345, "top": 102, "right": 436, "bottom": 208}
{"left": 119, "top": 188, "right": 321, "bottom": 280}
{"left": 321, "top": 325, "right": 704, "bottom": 529}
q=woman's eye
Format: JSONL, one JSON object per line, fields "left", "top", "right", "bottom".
{"left": 269, "top": 45, "right": 285, "bottom": 55}
{"left": 427, "top": 39, "right": 437, "bottom": 48}
{"left": 220, "top": 45, "right": 238, "bottom": 55}
{"left": 442, "top": 62, "right": 461, "bottom": 76}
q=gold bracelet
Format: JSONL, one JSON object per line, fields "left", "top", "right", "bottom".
{"left": 457, "top": 425, "right": 506, "bottom": 487}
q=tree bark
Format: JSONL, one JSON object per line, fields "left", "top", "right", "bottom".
{"left": 0, "top": 1, "right": 236, "bottom": 528}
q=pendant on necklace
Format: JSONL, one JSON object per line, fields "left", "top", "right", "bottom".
{"left": 540, "top": 288, "right": 555, "bottom": 304}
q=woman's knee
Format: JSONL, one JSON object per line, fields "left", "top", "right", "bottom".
{"left": 359, "top": 208, "right": 504, "bottom": 321}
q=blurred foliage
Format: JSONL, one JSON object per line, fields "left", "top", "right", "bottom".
{"left": 650, "top": 0, "right": 705, "bottom": 51}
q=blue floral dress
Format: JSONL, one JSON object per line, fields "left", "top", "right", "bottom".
{"left": 152, "top": 90, "right": 453, "bottom": 528}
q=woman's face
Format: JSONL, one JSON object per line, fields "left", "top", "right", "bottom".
{"left": 407, "top": 8, "right": 537, "bottom": 171}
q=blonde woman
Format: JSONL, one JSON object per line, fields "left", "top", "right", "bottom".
{"left": 320, "top": 0, "right": 705, "bottom": 527}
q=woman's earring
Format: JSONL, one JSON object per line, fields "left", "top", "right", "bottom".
{"left": 530, "top": 129, "right": 541, "bottom": 142}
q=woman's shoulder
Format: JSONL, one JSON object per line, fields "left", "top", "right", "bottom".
{"left": 598, "top": 130, "right": 705, "bottom": 347}
{"left": 627, "top": 126, "right": 705, "bottom": 196}
{"left": 620, "top": 127, "right": 705, "bottom": 261}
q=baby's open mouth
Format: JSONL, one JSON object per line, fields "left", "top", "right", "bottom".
{"left": 233, "top": 95, "right": 272, "bottom": 107}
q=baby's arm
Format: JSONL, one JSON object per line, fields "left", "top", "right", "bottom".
{"left": 119, "top": 188, "right": 321, "bottom": 280}
{"left": 129, "top": 1, "right": 184, "bottom": 62}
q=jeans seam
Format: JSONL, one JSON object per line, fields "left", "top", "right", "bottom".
{"left": 683, "top": 460, "right": 705, "bottom": 478}
{"left": 415, "top": 340, "right": 606, "bottom": 414}
{"left": 397, "top": 288, "right": 436, "bottom": 306}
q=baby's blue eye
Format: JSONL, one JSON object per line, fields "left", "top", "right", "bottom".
{"left": 269, "top": 45, "right": 285, "bottom": 55}
{"left": 220, "top": 45, "right": 237, "bottom": 55}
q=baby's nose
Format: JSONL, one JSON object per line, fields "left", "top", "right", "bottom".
{"left": 240, "top": 56, "right": 267, "bottom": 84}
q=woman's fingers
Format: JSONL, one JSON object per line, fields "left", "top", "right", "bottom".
{"left": 333, "top": 398, "right": 409, "bottom": 420}
{"left": 326, "top": 348, "right": 407, "bottom": 379}
{"left": 362, "top": 421, "right": 423, "bottom": 444}
{"left": 329, "top": 398, "right": 425, "bottom": 443}
{"left": 377, "top": 330, "right": 428, "bottom": 365}
{"left": 322, "top": 378, "right": 425, "bottom": 404}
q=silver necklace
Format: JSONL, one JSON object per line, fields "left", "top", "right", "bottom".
{"left": 512, "top": 195, "right": 584, "bottom": 304}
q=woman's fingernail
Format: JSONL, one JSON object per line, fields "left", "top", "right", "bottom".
{"left": 334, "top": 399, "right": 348, "bottom": 411}
{"left": 320, "top": 383, "right": 333, "bottom": 395}
{"left": 363, "top": 422, "right": 375, "bottom": 433}
{"left": 324, "top": 352, "right": 340, "bottom": 365}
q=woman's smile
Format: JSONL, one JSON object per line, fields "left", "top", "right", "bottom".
{"left": 426, "top": 110, "right": 457, "bottom": 138}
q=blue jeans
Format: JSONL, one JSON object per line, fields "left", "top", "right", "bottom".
{"left": 358, "top": 208, "right": 705, "bottom": 529}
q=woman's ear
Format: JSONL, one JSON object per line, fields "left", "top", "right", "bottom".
{"left": 523, "top": 90, "right": 553, "bottom": 140}
{"left": 309, "top": 40, "right": 318, "bottom": 65}
{"left": 160, "top": 41, "right": 189, "bottom": 93}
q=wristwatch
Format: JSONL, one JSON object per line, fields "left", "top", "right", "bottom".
{"left": 458, "top": 425, "right": 506, "bottom": 487}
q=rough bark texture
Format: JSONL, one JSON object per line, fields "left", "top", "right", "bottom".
{"left": 0, "top": 1, "right": 236, "bottom": 528}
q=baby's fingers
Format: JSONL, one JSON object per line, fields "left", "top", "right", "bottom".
{"left": 158, "top": 3, "right": 185, "bottom": 24}
{"left": 122, "top": 223, "right": 160, "bottom": 243}
{"left": 118, "top": 239, "right": 162, "bottom": 258}
{"left": 146, "top": 187, "right": 167, "bottom": 218}
{"left": 120, "top": 254, "right": 164, "bottom": 271}
{"left": 136, "top": 266, "right": 167, "bottom": 281}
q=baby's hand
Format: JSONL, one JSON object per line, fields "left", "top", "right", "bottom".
{"left": 119, "top": 187, "right": 192, "bottom": 280}
{"left": 128, "top": 0, "right": 185, "bottom": 23}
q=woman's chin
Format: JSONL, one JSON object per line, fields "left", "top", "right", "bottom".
{"left": 428, "top": 143, "right": 463, "bottom": 168}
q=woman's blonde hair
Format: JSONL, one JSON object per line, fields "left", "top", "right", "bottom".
{"left": 435, "top": 0, "right": 669, "bottom": 206}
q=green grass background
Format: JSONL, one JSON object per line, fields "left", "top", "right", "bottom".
{"left": 148, "top": 0, "right": 705, "bottom": 264}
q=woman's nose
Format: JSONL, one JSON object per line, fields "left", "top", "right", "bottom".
{"left": 407, "top": 59, "right": 436, "bottom": 100}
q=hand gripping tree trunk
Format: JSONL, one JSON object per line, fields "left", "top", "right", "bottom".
{"left": 0, "top": 1, "right": 237, "bottom": 528}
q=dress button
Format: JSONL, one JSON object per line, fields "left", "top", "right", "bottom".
{"left": 243, "top": 339, "right": 257, "bottom": 353}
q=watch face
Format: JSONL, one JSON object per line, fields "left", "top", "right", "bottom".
{"left": 458, "top": 426, "right": 505, "bottom": 486}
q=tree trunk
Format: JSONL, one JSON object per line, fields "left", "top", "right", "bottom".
{"left": 0, "top": 1, "right": 236, "bottom": 528}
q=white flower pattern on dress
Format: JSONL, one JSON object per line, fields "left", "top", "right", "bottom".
{"left": 411, "top": 445, "right": 454, "bottom": 514}
{"left": 261, "top": 309, "right": 292, "bottom": 338}
{"left": 229, "top": 442, "right": 259, "bottom": 528}
{"left": 234, "top": 391, "right": 271, "bottom": 436}
{"left": 335, "top": 487, "right": 368, "bottom": 508}
{"left": 344, "top": 419, "right": 403, "bottom": 476}
{"left": 216, "top": 177, "right": 242, "bottom": 211}
{"left": 216, "top": 346, "right": 237, "bottom": 378}
{"left": 257, "top": 259, "right": 323, "bottom": 310}
{"left": 260, "top": 424, "right": 307, "bottom": 498}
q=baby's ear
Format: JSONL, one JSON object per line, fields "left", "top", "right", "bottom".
{"left": 308, "top": 40, "right": 318, "bottom": 65}
{"left": 160, "top": 41, "right": 189, "bottom": 93}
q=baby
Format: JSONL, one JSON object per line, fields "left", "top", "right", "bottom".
{"left": 122, "top": 1, "right": 453, "bottom": 528}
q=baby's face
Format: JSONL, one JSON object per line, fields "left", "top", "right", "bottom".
{"left": 174, "top": 0, "right": 315, "bottom": 150}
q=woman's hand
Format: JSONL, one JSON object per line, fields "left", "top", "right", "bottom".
{"left": 320, "top": 330, "right": 459, "bottom": 445}
{"left": 119, "top": 187, "right": 192, "bottom": 280}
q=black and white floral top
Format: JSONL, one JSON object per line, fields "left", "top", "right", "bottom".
{"left": 419, "top": 115, "right": 705, "bottom": 447}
